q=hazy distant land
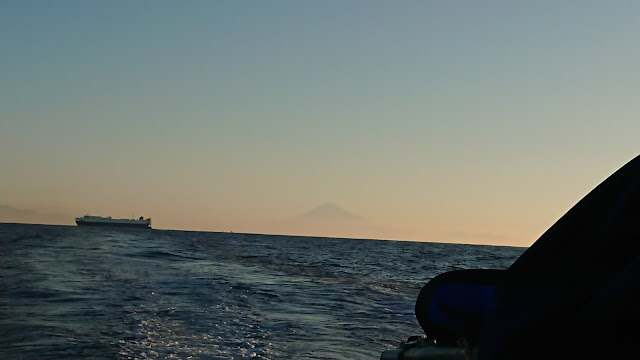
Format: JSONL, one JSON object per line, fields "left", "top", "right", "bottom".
{"left": 0, "top": 205, "right": 72, "bottom": 226}
{"left": 0, "top": 203, "right": 517, "bottom": 245}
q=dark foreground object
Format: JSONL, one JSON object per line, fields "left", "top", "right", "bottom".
{"left": 406, "top": 154, "right": 640, "bottom": 360}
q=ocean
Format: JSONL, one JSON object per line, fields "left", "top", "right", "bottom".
{"left": 0, "top": 223, "right": 525, "bottom": 360}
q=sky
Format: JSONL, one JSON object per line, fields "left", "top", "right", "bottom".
{"left": 1, "top": 1, "right": 638, "bottom": 247}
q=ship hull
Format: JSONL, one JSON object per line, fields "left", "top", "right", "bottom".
{"left": 75, "top": 220, "right": 151, "bottom": 229}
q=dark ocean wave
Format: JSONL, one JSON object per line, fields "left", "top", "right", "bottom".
{"left": 128, "top": 249, "right": 207, "bottom": 261}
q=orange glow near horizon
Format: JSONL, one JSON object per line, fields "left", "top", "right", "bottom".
{"left": 1, "top": 2, "right": 638, "bottom": 247}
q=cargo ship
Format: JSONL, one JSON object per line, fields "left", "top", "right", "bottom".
{"left": 75, "top": 215, "right": 152, "bottom": 229}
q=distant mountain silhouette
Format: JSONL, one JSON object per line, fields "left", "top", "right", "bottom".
{"left": 268, "top": 202, "right": 409, "bottom": 240}
{"left": 299, "top": 202, "right": 364, "bottom": 222}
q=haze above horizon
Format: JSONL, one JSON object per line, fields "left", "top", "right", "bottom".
{"left": 1, "top": 1, "right": 638, "bottom": 247}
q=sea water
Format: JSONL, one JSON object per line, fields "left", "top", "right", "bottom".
{"left": 0, "top": 223, "right": 524, "bottom": 359}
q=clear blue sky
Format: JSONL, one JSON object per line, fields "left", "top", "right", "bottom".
{"left": 1, "top": 1, "right": 638, "bottom": 246}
